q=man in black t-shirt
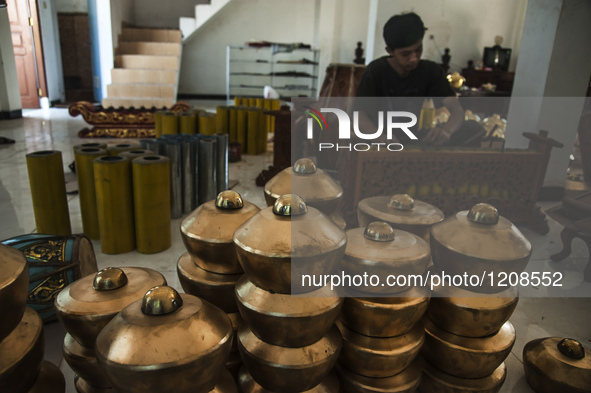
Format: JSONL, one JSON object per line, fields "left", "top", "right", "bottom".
{"left": 356, "top": 12, "right": 464, "bottom": 145}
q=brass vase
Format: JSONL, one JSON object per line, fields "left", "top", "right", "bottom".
{"left": 430, "top": 203, "right": 532, "bottom": 293}
{"left": 55, "top": 267, "right": 167, "bottom": 348}
{"left": 0, "top": 244, "right": 29, "bottom": 342}
{"left": 235, "top": 276, "right": 343, "bottom": 347}
{"left": 421, "top": 317, "right": 515, "bottom": 379}
{"left": 237, "top": 325, "right": 342, "bottom": 393}
{"left": 339, "top": 286, "right": 430, "bottom": 338}
{"left": 180, "top": 191, "right": 261, "bottom": 274}
{"left": 238, "top": 366, "right": 340, "bottom": 393}
{"left": 96, "top": 286, "right": 233, "bottom": 393}
{"left": 523, "top": 337, "right": 591, "bottom": 393}
{"left": 233, "top": 194, "right": 347, "bottom": 294}
{"left": 357, "top": 194, "right": 444, "bottom": 241}
{"left": 336, "top": 360, "right": 422, "bottom": 393}
{"left": 419, "top": 358, "right": 506, "bottom": 393}
{"left": 341, "top": 222, "right": 430, "bottom": 294}
{"left": 336, "top": 320, "right": 424, "bottom": 378}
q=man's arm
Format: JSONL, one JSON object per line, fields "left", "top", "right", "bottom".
{"left": 422, "top": 96, "right": 464, "bottom": 146}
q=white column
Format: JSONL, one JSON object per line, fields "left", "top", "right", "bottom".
{"left": 0, "top": 8, "right": 22, "bottom": 114}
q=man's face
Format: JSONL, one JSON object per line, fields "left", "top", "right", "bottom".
{"left": 387, "top": 39, "right": 423, "bottom": 76}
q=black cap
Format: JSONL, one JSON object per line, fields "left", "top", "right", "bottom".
{"left": 383, "top": 12, "right": 426, "bottom": 49}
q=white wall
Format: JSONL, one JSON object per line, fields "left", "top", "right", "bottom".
{"left": 0, "top": 8, "right": 22, "bottom": 113}
{"left": 370, "top": 0, "right": 527, "bottom": 73}
{"left": 55, "top": 0, "right": 87, "bottom": 13}
{"left": 38, "top": 0, "right": 66, "bottom": 103}
{"left": 134, "top": 0, "right": 208, "bottom": 29}
{"left": 179, "top": 0, "right": 319, "bottom": 96}
{"left": 110, "top": 0, "right": 135, "bottom": 48}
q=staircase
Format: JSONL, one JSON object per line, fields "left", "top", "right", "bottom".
{"left": 179, "top": 0, "right": 232, "bottom": 41}
{"left": 102, "top": 27, "right": 182, "bottom": 109}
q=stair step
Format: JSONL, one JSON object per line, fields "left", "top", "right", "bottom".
{"left": 102, "top": 97, "right": 175, "bottom": 109}
{"left": 116, "top": 41, "right": 181, "bottom": 56}
{"left": 115, "top": 55, "right": 179, "bottom": 70}
{"left": 107, "top": 83, "right": 175, "bottom": 99}
{"left": 111, "top": 69, "right": 177, "bottom": 85}
{"left": 120, "top": 27, "right": 182, "bottom": 43}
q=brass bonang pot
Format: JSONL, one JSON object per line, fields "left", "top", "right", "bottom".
{"left": 28, "top": 360, "right": 66, "bottom": 393}
{"left": 62, "top": 333, "right": 111, "bottom": 389}
{"left": 0, "top": 307, "right": 44, "bottom": 393}
{"left": 226, "top": 351, "right": 242, "bottom": 380}
{"left": 75, "top": 376, "right": 114, "bottom": 393}
{"left": 421, "top": 317, "right": 515, "bottom": 379}
{"left": 336, "top": 359, "right": 422, "bottom": 393}
{"left": 0, "top": 244, "right": 29, "bottom": 342}
{"left": 55, "top": 267, "right": 166, "bottom": 347}
{"left": 428, "top": 284, "right": 518, "bottom": 338}
{"left": 233, "top": 194, "right": 347, "bottom": 294}
{"left": 336, "top": 320, "right": 424, "bottom": 378}
{"left": 264, "top": 158, "right": 343, "bottom": 217}
{"left": 357, "top": 194, "right": 444, "bottom": 241}
{"left": 210, "top": 369, "right": 238, "bottom": 393}
{"left": 523, "top": 337, "right": 591, "bottom": 393}
{"left": 235, "top": 276, "right": 343, "bottom": 347}
{"left": 430, "top": 203, "right": 532, "bottom": 294}
{"left": 419, "top": 357, "right": 507, "bottom": 393}
{"left": 96, "top": 286, "right": 233, "bottom": 393}
{"left": 227, "top": 312, "right": 243, "bottom": 353}
{"left": 177, "top": 252, "right": 242, "bottom": 313}
{"left": 339, "top": 285, "right": 430, "bottom": 337}
{"left": 180, "top": 191, "right": 261, "bottom": 274}
{"left": 237, "top": 324, "right": 342, "bottom": 393}
{"left": 238, "top": 366, "right": 340, "bottom": 393}
{"left": 341, "top": 222, "right": 430, "bottom": 294}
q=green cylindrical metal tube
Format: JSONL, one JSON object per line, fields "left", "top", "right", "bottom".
{"left": 26, "top": 150, "right": 71, "bottom": 235}
{"left": 154, "top": 110, "right": 165, "bottom": 138}
{"left": 198, "top": 112, "right": 217, "bottom": 135}
{"left": 179, "top": 111, "right": 197, "bottom": 134}
{"left": 75, "top": 147, "right": 108, "bottom": 239}
{"left": 236, "top": 106, "right": 248, "bottom": 149}
{"left": 161, "top": 111, "right": 179, "bottom": 135}
{"left": 247, "top": 108, "right": 262, "bottom": 155}
{"left": 94, "top": 156, "right": 135, "bottom": 254}
{"left": 216, "top": 106, "right": 229, "bottom": 134}
{"left": 107, "top": 143, "right": 141, "bottom": 156}
{"left": 132, "top": 155, "right": 171, "bottom": 254}
{"left": 118, "top": 149, "right": 156, "bottom": 159}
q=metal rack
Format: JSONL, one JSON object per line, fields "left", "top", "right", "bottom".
{"left": 226, "top": 45, "right": 320, "bottom": 101}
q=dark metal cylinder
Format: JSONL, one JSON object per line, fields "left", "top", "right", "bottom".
{"left": 215, "top": 133, "right": 229, "bottom": 193}
{"left": 165, "top": 140, "right": 183, "bottom": 219}
{"left": 182, "top": 140, "right": 196, "bottom": 214}
{"left": 198, "top": 138, "right": 217, "bottom": 205}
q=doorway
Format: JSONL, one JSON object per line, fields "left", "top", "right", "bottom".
{"left": 7, "top": 0, "right": 47, "bottom": 109}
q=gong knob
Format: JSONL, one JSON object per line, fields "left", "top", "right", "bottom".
{"left": 215, "top": 190, "right": 244, "bottom": 209}
{"left": 364, "top": 222, "right": 395, "bottom": 242}
{"left": 388, "top": 194, "right": 415, "bottom": 211}
{"left": 273, "top": 194, "right": 307, "bottom": 216}
{"left": 92, "top": 267, "right": 128, "bottom": 291}
{"left": 141, "top": 286, "right": 183, "bottom": 315}
{"left": 293, "top": 158, "right": 317, "bottom": 174}
{"left": 468, "top": 203, "right": 499, "bottom": 225}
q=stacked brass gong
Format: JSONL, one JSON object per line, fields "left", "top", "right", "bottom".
{"left": 357, "top": 194, "right": 444, "bottom": 241}
{"left": 0, "top": 243, "right": 65, "bottom": 393}
{"left": 523, "top": 337, "right": 591, "bottom": 393}
{"left": 337, "top": 222, "right": 430, "bottom": 393}
{"left": 95, "top": 285, "right": 234, "bottom": 393}
{"left": 179, "top": 190, "right": 261, "bottom": 378}
{"left": 233, "top": 194, "right": 346, "bottom": 392}
{"left": 420, "top": 203, "right": 531, "bottom": 393}
{"left": 55, "top": 266, "right": 167, "bottom": 393}
{"left": 263, "top": 158, "right": 346, "bottom": 229}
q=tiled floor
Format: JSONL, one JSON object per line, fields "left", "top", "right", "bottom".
{"left": 1, "top": 104, "right": 590, "bottom": 393}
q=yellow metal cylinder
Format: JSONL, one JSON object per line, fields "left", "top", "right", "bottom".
{"left": 107, "top": 143, "right": 141, "bottom": 156}
{"left": 234, "top": 97, "right": 243, "bottom": 106}
{"left": 132, "top": 156, "right": 171, "bottom": 254}
{"left": 248, "top": 98, "right": 257, "bottom": 107}
{"left": 179, "top": 112, "right": 197, "bottom": 135}
{"left": 75, "top": 147, "right": 108, "bottom": 239}
{"left": 228, "top": 106, "right": 238, "bottom": 143}
{"left": 199, "top": 112, "right": 217, "bottom": 135}
{"left": 236, "top": 106, "right": 248, "bottom": 148}
{"left": 26, "top": 150, "right": 72, "bottom": 235}
{"left": 247, "top": 108, "right": 262, "bottom": 155}
{"left": 73, "top": 143, "right": 107, "bottom": 151}
{"left": 154, "top": 110, "right": 165, "bottom": 138}
{"left": 216, "top": 106, "right": 229, "bottom": 134}
{"left": 119, "top": 149, "right": 156, "bottom": 159}
{"left": 255, "top": 98, "right": 264, "bottom": 108}
{"left": 161, "top": 111, "right": 179, "bottom": 135}
{"left": 94, "top": 156, "right": 135, "bottom": 254}
{"left": 270, "top": 99, "right": 281, "bottom": 110}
